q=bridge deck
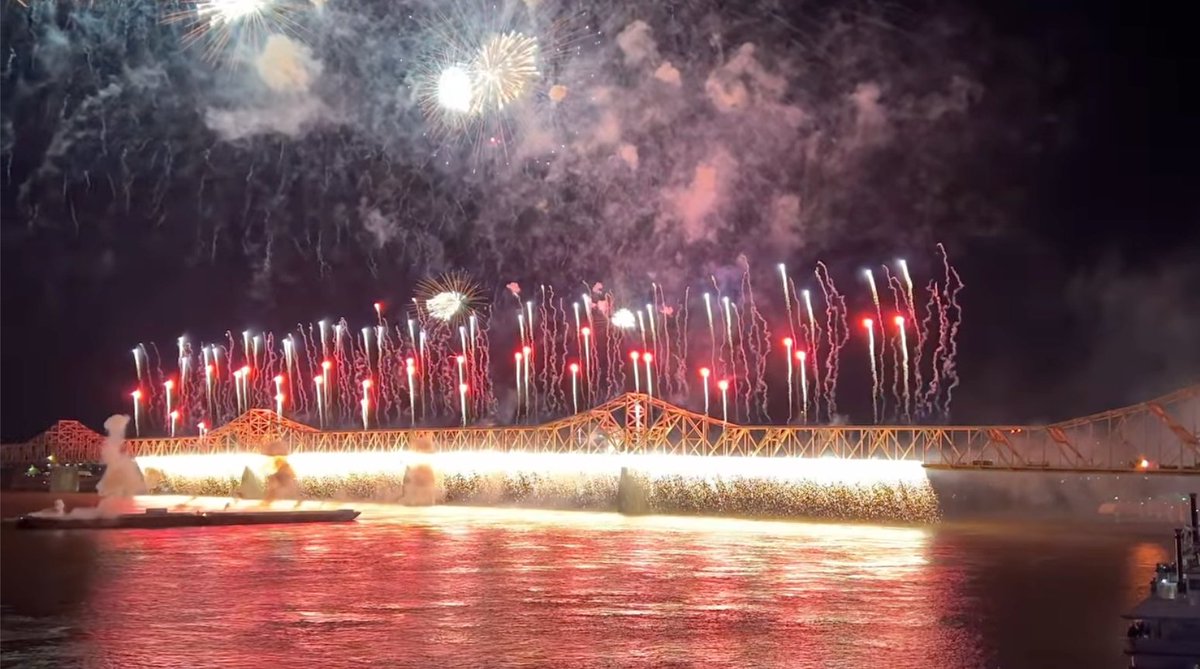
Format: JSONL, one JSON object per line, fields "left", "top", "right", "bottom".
{"left": 3, "top": 387, "right": 1197, "bottom": 475}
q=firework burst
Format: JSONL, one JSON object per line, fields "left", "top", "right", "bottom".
{"left": 163, "top": 0, "right": 307, "bottom": 63}
{"left": 415, "top": 272, "right": 486, "bottom": 324}
{"left": 472, "top": 32, "right": 540, "bottom": 113}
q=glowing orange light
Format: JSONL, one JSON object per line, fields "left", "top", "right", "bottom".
{"left": 894, "top": 315, "right": 905, "bottom": 326}
{"left": 240, "top": 365, "right": 251, "bottom": 375}
{"left": 630, "top": 351, "right": 640, "bottom": 361}
{"left": 522, "top": 345, "right": 532, "bottom": 355}
{"left": 643, "top": 353, "right": 653, "bottom": 363}
{"left": 456, "top": 355, "right": 465, "bottom": 363}
{"left": 581, "top": 326, "right": 591, "bottom": 336}
{"left": 569, "top": 362, "right": 580, "bottom": 373}
{"left": 313, "top": 375, "right": 323, "bottom": 384}
{"left": 273, "top": 375, "right": 284, "bottom": 384}
{"left": 515, "top": 352, "right": 523, "bottom": 361}
{"left": 321, "top": 360, "right": 332, "bottom": 370}
{"left": 797, "top": 350, "right": 806, "bottom": 360}
{"left": 205, "top": 364, "right": 214, "bottom": 373}
{"left": 717, "top": 380, "right": 729, "bottom": 391}
{"left": 459, "top": 383, "right": 469, "bottom": 393}
{"left": 164, "top": 379, "right": 174, "bottom": 389}
{"left": 405, "top": 357, "right": 415, "bottom": 367}
{"left": 862, "top": 318, "right": 873, "bottom": 329}
{"left": 197, "top": 421, "right": 206, "bottom": 430}
{"left": 699, "top": 367, "right": 710, "bottom": 378}
{"left": 373, "top": 301, "right": 382, "bottom": 311}
{"left": 169, "top": 410, "right": 179, "bottom": 419}
{"left": 131, "top": 389, "right": 142, "bottom": 399}
{"left": 1139, "top": 458, "right": 1150, "bottom": 469}
{"left": 362, "top": 379, "right": 372, "bottom": 389}
{"left": 783, "top": 337, "right": 793, "bottom": 347}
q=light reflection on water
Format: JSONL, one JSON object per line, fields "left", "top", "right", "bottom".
{"left": 0, "top": 501, "right": 1170, "bottom": 669}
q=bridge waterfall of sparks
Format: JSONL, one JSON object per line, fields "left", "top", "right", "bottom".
{"left": 3, "top": 388, "right": 1197, "bottom": 522}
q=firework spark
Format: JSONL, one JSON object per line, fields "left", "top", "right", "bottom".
{"left": 472, "top": 32, "right": 539, "bottom": 113}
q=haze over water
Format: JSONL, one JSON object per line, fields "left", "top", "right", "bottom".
{"left": 1, "top": 504, "right": 1169, "bottom": 668}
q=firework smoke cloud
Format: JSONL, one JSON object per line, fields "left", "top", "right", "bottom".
{"left": 1, "top": 0, "right": 1037, "bottom": 295}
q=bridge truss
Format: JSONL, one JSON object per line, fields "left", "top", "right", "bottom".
{"left": 4, "top": 386, "right": 1198, "bottom": 474}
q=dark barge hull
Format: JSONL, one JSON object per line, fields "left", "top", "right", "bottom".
{"left": 15, "top": 508, "right": 361, "bottom": 530}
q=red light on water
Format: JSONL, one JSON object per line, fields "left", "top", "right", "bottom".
{"left": 569, "top": 363, "right": 580, "bottom": 373}
{"left": 699, "top": 367, "right": 710, "bottom": 378}
{"left": 362, "top": 379, "right": 372, "bottom": 389}
{"left": 581, "top": 326, "right": 591, "bottom": 336}
{"left": 717, "top": 380, "right": 729, "bottom": 391}
{"left": 630, "top": 351, "right": 640, "bottom": 361}
{"left": 894, "top": 315, "right": 905, "bottom": 326}
{"left": 643, "top": 353, "right": 653, "bottom": 363}
{"left": 862, "top": 318, "right": 873, "bottom": 329}
{"left": 321, "top": 360, "right": 332, "bottom": 370}
{"left": 783, "top": 337, "right": 793, "bottom": 347}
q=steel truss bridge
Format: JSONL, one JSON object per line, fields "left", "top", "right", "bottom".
{"left": 3, "top": 386, "right": 1198, "bottom": 475}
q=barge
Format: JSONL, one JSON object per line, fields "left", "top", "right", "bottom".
{"left": 15, "top": 507, "right": 360, "bottom": 530}
{"left": 1123, "top": 493, "right": 1200, "bottom": 669}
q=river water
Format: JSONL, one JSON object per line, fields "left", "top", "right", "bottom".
{"left": 0, "top": 501, "right": 1170, "bottom": 668}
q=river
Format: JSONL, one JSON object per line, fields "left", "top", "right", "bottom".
{"left": 0, "top": 499, "right": 1169, "bottom": 668}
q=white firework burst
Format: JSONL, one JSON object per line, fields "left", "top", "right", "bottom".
{"left": 610, "top": 308, "right": 637, "bottom": 329}
{"left": 426, "top": 291, "right": 469, "bottom": 322}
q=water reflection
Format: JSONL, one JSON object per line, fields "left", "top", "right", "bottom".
{"left": 1, "top": 505, "right": 1167, "bottom": 668}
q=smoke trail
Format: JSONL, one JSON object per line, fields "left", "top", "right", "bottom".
{"left": 939, "top": 244, "right": 965, "bottom": 417}
{"left": 923, "top": 281, "right": 945, "bottom": 417}
{"left": 815, "top": 263, "right": 848, "bottom": 420}
{"left": 743, "top": 271, "right": 771, "bottom": 421}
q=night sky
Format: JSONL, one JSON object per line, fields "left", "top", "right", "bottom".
{"left": 2, "top": 0, "right": 1197, "bottom": 441}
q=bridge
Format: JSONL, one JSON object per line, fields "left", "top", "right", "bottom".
{"left": 3, "top": 386, "right": 1198, "bottom": 475}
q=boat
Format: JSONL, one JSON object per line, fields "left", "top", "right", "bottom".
{"left": 1123, "top": 493, "right": 1200, "bottom": 669}
{"left": 14, "top": 507, "right": 361, "bottom": 530}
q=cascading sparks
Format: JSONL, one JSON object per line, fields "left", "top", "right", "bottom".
{"left": 137, "top": 450, "right": 940, "bottom": 523}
